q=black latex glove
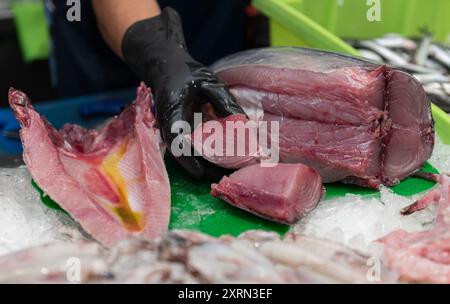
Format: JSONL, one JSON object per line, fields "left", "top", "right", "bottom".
{"left": 122, "top": 7, "right": 245, "bottom": 180}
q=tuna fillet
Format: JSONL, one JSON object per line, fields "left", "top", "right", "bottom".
{"left": 212, "top": 47, "right": 435, "bottom": 188}
{"left": 8, "top": 84, "right": 171, "bottom": 246}
{"left": 211, "top": 163, "right": 323, "bottom": 224}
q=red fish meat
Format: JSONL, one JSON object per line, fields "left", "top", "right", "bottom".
{"left": 188, "top": 114, "right": 260, "bottom": 169}
{"left": 212, "top": 47, "right": 435, "bottom": 188}
{"left": 211, "top": 163, "right": 323, "bottom": 224}
{"left": 8, "top": 83, "right": 171, "bottom": 246}
{"left": 379, "top": 174, "right": 450, "bottom": 283}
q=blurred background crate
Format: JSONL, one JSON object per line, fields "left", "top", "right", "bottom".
{"left": 0, "top": 0, "right": 55, "bottom": 106}
{"left": 255, "top": 0, "right": 450, "bottom": 51}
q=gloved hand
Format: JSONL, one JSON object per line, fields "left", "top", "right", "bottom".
{"left": 122, "top": 7, "right": 245, "bottom": 180}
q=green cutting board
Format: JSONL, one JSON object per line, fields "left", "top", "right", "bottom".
{"left": 33, "top": 159, "right": 438, "bottom": 237}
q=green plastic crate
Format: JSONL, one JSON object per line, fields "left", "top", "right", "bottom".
{"left": 253, "top": 0, "right": 450, "bottom": 144}
{"left": 256, "top": 0, "right": 450, "bottom": 47}
{"left": 300, "top": 0, "right": 450, "bottom": 43}
{"left": 11, "top": 2, "right": 51, "bottom": 62}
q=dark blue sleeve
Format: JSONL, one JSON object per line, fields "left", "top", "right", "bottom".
{"left": 48, "top": 0, "right": 246, "bottom": 97}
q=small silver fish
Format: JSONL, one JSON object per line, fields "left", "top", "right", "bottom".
{"left": 355, "top": 40, "right": 436, "bottom": 74}
{"left": 373, "top": 35, "right": 417, "bottom": 51}
{"left": 414, "top": 33, "right": 433, "bottom": 66}
{"left": 356, "top": 40, "right": 409, "bottom": 65}
{"left": 351, "top": 33, "right": 450, "bottom": 113}
{"left": 413, "top": 73, "right": 450, "bottom": 84}
{"left": 424, "top": 83, "right": 450, "bottom": 111}
{"left": 430, "top": 45, "right": 450, "bottom": 70}
{"left": 356, "top": 49, "right": 384, "bottom": 62}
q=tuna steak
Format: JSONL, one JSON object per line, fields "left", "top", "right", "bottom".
{"left": 8, "top": 84, "right": 171, "bottom": 246}
{"left": 212, "top": 47, "right": 435, "bottom": 188}
{"left": 211, "top": 163, "right": 323, "bottom": 224}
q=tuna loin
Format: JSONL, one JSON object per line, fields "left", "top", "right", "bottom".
{"left": 212, "top": 47, "right": 435, "bottom": 188}
{"left": 8, "top": 84, "right": 171, "bottom": 246}
{"left": 211, "top": 163, "right": 323, "bottom": 224}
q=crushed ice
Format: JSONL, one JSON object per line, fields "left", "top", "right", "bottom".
{"left": 428, "top": 135, "right": 450, "bottom": 173}
{"left": 0, "top": 167, "right": 80, "bottom": 256}
{"left": 0, "top": 136, "right": 449, "bottom": 257}
{"left": 294, "top": 135, "right": 449, "bottom": 254}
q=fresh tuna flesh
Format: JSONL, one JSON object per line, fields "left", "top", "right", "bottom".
{"left": 211, "top": 163, "right": 323, "bottom": 224}
{"left": 379, "top": 174, "right": 450, "bottom": 283}
{"left": 188, "top": 113, "right": 260, "bottom": 169}
{"left": 8, "top": 83, "right": 171, "bottom": 246}
{"left": 211, "top": 47, "right": 435, "bottom": 188}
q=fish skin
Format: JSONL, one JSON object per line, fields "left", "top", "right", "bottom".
{"left": 430, "top": 44, "right": 450, "bottom": 70}
{"left": 0, "top": 230, "right": 390, "bottom": 284}
{"left": 8, "top": 84, "right": 171, "bottom": 246}
{"left": 414, "top": 34, "right": 433, "bottom": 66}
{"left": 353, "top": 40, "right": 437, "bottom": 74}
{"left": 380, "top": 175, "right": 450, "bottom": 284}
{"left": 373, "top": 35, "right": 417, "bottom": 50}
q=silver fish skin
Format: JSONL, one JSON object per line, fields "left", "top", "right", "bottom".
{"left": 430, "top": 45, "right": 450, "bottom": 70}
{"left": 414, "top": 34, "right": 433, "bottom": 66}
{"left": 373, "top": 35, "right": 417, "bottom": 50}
{"left": 0, "top": 230, "right": 395, "bottom": 284}
{"left": 350, "top": 33, "right": 450, "bottom": 114}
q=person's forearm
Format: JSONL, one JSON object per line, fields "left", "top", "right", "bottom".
{"left": 92, "top": 0, "right": 161, "bottom": 58}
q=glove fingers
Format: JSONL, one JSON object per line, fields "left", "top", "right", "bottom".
{"left": 171, "top": 153, "right": 232, "bottom": 181}
{"left": 200, "top": 82, "right": 246, "bottom": 118}
{"left": 173, "top": 154, "right": 206, "bottom": 180}
{"left": 162, "top": 115, "right": 232, "bottom": 180}
{"left": 157, "top": 84, "right": 241, "bottom": 180}
{"left": 200, "top": 159, "right": 234, "bottom": 181}
{"left": 161, "top": 119, "right": 206, "bottom": 179}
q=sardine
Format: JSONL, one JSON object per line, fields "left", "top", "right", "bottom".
{"left": 414, "top": 33, "right": 433, "bottom": 66}
{"left": 373, "top": 35, "right": 417, "bottom": 50}
{"left": 430, "top": 44, "right": 450, "bottom": 70}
